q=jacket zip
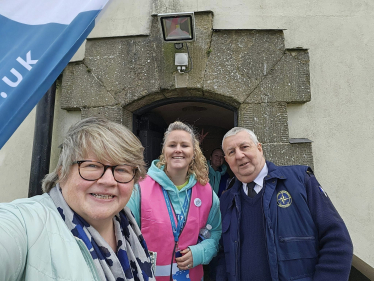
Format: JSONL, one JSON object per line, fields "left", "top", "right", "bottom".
{"left": 261, "top": 182, "right": 272, "bottom": 280}
{"left": 75, "top": 237, "right": 102, "bottom": 281}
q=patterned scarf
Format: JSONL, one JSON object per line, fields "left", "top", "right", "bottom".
{"left": 49, "top": 185, "right": 155, "bottom": 281}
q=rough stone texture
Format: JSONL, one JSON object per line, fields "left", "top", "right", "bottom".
{"left": 61, "top": 63, "right": 117, "bottom": 109}
{"left": 157, "top": 12, "right": 214, "bottom": 90}
{"left": 61, "top": 12, "right": 214, "bottom": 109}
{"left": 122, "top": 109, "right": 133, "bottom": 130}
{"left": 247, "top": 49, "right": 311, "bottom": 103}
{"left": 202, "top": 91, "right": 241, "bottom": 108}
{"left": 84, "top": 34, "right": 162, "bottom": 106}
{"left": 262, "top": 143, "right": 314, "bottom": 169}
{"left": 61, "top": 19, "right": 164, "bottom": 109}
{"left": 152, "top": 0, "right": 198, "bottom": 14}
{"left": 125, "top": 92, "right": 166, "bottom": 112}
{"left": 80, "top": 106, "right": 133, "bottom": 130}
{"left": 239, "top": 102, "right": 289, "bottom": 143}
{"left": 81, "top": 106, "right": 123, "bottom": 123}
{"left": 163, "top": 88, "right": 204, "bottom": 99}
{"left": 175, "top": 12, "right": 213, "bottom": 88}
{"left": 204, "top": 30, "right": 285, "bottom": 103}
{"left": 60, "top": 10, "right": 313, "bottom": 169}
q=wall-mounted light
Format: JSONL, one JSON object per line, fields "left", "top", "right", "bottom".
{"left": 158, "top": 12, "right": 195, "bottom": 74}
{"left": 158, "top": 12, "right": 195, "bottom": 43}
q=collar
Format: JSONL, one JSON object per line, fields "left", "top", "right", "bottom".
{"left": 264, "top": 161, "right": 286, "bottom": 180}
{"left": 254, "top": 163, "right": 268, "bottom": 187}
{"left": 228, "top": 161, "right": 286, "bottom": 209}
{"left": 241, "top": 163, "right": 268, "bottom": 193}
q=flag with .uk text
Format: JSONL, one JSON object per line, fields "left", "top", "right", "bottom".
{"left": 0, "top": 0, "right": 111, "bottom": 149}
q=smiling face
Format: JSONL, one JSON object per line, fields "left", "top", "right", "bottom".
{"left": 59, "top": 154, "right": 134, "bottom": 229}
{"left": 163, "top": 130, "right": 194, "bottom": 176}
{"left": 222, "top": 130, "right": 265, "bottom": 183}
{"left": 210, "top": 149, "right": 224, "bottom": 171}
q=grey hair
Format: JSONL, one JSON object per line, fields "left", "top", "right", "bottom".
{"left": 42, "top": 117, "right": 146, "bottom": 193}
{"left": 157, "top": 121, "right": 209, "bottom": 185}
{"left": 222, "top": 127, "right": 259, "bottom": 150}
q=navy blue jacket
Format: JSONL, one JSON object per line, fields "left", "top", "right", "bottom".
{"left": 218, "top": 171, "right": 231, "bottom": 198}
{"left": 219, "top": 161, "right": 353, "bottom": 281}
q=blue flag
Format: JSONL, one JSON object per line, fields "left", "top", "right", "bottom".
{"left": 0, "top": 0, "right": 110, "bottom": 149}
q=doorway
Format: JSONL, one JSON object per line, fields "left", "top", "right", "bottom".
{"left": 133, "top": 98, "right": 237, "bottom": 168}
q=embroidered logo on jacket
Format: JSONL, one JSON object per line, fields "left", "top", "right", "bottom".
{"left": 277, "top": 190, "right": 292, "bottom": 208}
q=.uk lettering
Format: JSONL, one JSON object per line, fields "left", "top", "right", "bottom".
{"left": 1, "top": 51, "right": 38, "bottom": 98}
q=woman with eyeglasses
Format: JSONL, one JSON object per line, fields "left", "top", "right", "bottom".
{"left": 0, "top": 117, "right": 155, "bottom": 281}
{"left": 127, "top": 121, "right": 222, "bottom": 281}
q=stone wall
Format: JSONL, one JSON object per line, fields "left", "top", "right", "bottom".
{"left": 61, "top": 11, "right": 313, "bottom": 167}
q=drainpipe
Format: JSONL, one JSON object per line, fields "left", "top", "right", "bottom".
{"left": 28, "top": 83, "right": 56, "bottom": 197}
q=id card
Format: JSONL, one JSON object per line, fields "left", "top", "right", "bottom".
{"left": 175, "top": 250, "right": 182, "bottom": 258}
{"left": 172, "top": 269, "right": 190, "bottom": 280}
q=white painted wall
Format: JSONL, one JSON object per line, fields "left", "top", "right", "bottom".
{"left": 1, "top": 0, "right": 373, "bottom": 274}
{"left": 0, "top": 109, "right": 35, "bottom": 202}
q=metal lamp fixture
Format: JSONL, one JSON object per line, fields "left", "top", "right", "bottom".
{"left": 158, "top": 12, "right": 195, "bottom": 74}
{"left": 158, "top": 12, "right": 195, "bottom": 43}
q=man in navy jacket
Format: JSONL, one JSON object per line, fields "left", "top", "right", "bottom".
{"left": 218, "top": 127, "right": 353, "bottom": 281}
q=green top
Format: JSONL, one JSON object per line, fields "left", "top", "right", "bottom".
{"left": 176, "top": 180, "right": 189, "bottom": 190}
{"left": 127, "top": 159, "right": 222, "bottom": 268}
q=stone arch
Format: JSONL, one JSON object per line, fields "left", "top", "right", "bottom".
{"left": 129, "top": 95, "right": 238, "bottom": 166}
{"left": 60, "top": 11, "right": 313, "bottom": 168}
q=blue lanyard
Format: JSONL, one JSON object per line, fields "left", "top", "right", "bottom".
{"left": 162, "top": 187, "right": 191, "bottom": 242}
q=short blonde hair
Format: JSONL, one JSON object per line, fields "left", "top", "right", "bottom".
{"left": 157, "top": 121, "right": 209, "bottom": 185}
{"left": 42, "top": 117, "right": 146, "bottom": 192}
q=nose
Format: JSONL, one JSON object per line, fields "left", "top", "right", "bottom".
{"left": 97, "top": 167, "right": 117, "bottom": 185}
{"left": 174, "top": 144, "right": 182, "bottom": 152}
{"left": 234, "top": 149, "right": 244, "bottom": 160}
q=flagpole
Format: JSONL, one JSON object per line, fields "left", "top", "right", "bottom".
{"left": 28, "top": 82, "right": 56, "bottom": 197}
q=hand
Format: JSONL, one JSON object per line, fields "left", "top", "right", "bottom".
{"left": 199, "top": 129, "right": 209, "bottom": 144}
{"left": 176, "top": 247, "right": 194, "bottom": 270}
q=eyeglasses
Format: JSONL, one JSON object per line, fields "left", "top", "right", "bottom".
{"left": 73, "top": 160, "right": 137, "bottom": 183}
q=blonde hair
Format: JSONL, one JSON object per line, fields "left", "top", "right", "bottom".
{"left": 42, "top": 117, "right": 146, "bottom": 192}
{"left": 157, "top": 121, "right": 209, "bottom": 185}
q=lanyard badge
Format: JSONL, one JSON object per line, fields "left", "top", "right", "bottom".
{"left": 162, "top": 187, "right": 191, "bottom": 242}
{"left": 162, "top": 187, "right": 192, "bottom": 280}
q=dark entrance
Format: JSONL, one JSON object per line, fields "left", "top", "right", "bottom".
{"left": 133, "top": 98, "right": 237, "bottom": 168}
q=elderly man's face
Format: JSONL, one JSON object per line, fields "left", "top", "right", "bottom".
{"left": 222, "top": 131, "right": 265, "bottom": 183}
{"left": 210, "top": 149, "right": 224, "bottom": 171}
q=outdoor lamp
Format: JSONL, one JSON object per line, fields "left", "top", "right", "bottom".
{"left": 158, "top": 12, "right": 195, "bottom": 44}
{"left": 158, "top": 12, "right": 195, "bottom": 73}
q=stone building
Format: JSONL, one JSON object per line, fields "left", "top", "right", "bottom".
{"left": 61, "top": 12, "right": 313, "bottom": 169}
{"left": 1, "top": 0, "right": 373, "bottom": 279}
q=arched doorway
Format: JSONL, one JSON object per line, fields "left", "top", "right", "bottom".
{"left": 133, "top": 98, "right": 237, "bottom": 168}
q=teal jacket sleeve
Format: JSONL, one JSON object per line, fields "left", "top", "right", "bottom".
{"left": 127, "top": 184, "right": 141, "bottom": 227}
{"left": 189, "top": 191, "right": 222, "bottom": 267}
{"left": 0, "top": 204, "right": 28, "bottom": 281}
